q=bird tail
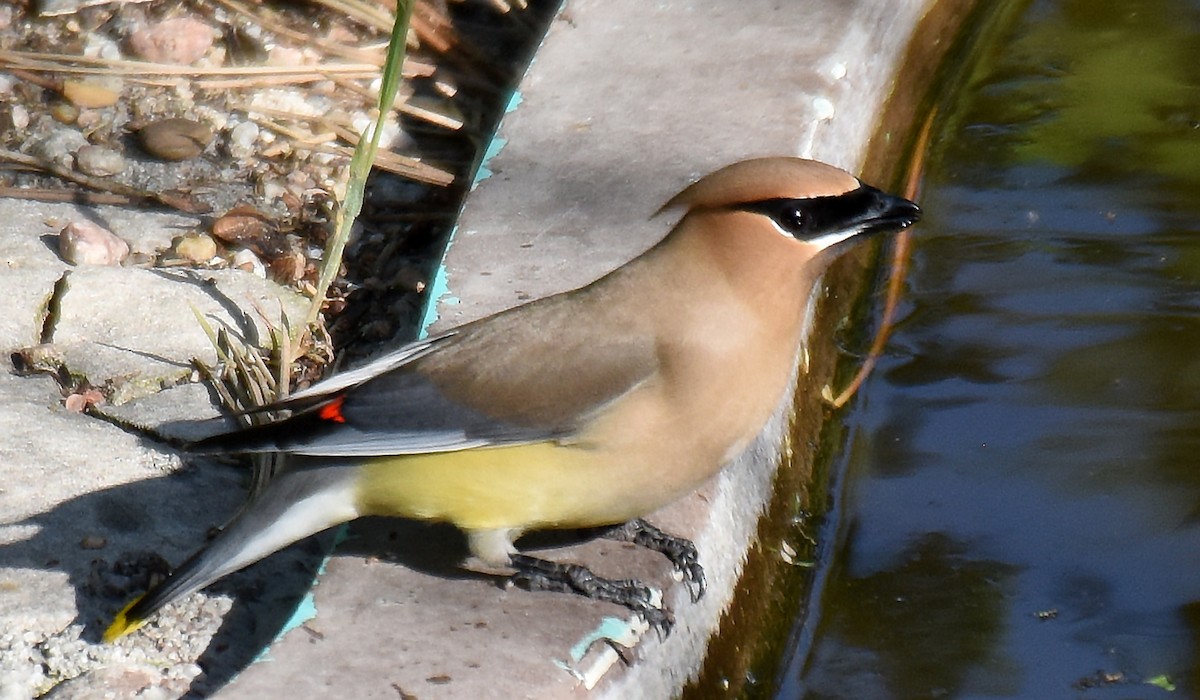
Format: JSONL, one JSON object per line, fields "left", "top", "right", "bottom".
{"left": 104, "top": 464, "right": 360, "bottom": 641}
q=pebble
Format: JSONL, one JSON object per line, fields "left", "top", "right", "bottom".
{"left": 3, "top": 104, "right": 28, "bottom": 131}
{"left": 75, "top": 145, "right": 126, "bottom": 177}
{"left": 31, "top": 128, "right": 88, "bottom": 170}
{"left": 284, "top": 170, "right": 314, "bottom": 198}
{"left": 58, "top": 221, "right": 130, "bottom": 266}
{"left": 226, "top": 121, "right": 259, "bottom": 160}
{"left": 73, "top": 109, "right": 103, "bottom": 132}
{"left": 7, "top": 103, "right": 32, "bottom": 132}
{"left": 261, "top": 180, "right": 286, "bottom": 203}
{"left": 83, "top": 33, "right": 122, "bottom": 61}
{"left": 173, "top": 233, "right": 217, "bottom": 264}
{"left": 64, "top": 388, "right": 104, "bottom": 412}
{"left": 267, "top": 45, "right": 307, "bottom": 68}
{"left": 127, "top": 16, "right": 214, "bottom": 65}
{"left": 50, "top": 101, "right": 79, "bottom": 124}
{"left": 138, "top": 118, "right": 213, "bottom": 161}
{"left": 232, "top": 248, "right": 266, "bottom": 277}
{"left": 211, "top": 206, "right": 274, "bottom": 250}
{"left": 62, "top": 79, "right": 121, "bottom": 108}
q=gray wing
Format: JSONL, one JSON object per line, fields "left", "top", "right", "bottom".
{"left": 192, "top": 287, "right": 660, "bottom": 458}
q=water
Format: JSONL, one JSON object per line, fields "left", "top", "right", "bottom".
{"left": 785, "top": 0, "right": 1200, "bottom": 697}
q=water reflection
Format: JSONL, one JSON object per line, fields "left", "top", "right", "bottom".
{"left": 788, "top": 0, "right": 1200, "bottom": 697}
{"left": 802, "top": 534, "right": 1018, "bottom": 699}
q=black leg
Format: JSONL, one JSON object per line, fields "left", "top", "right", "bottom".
{"left": 508, "top": 553, "right": 674, "bottom": 635}
{"left": 604, "top": 519, "right": 706, "bottom": 603}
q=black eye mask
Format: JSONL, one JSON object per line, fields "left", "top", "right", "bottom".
{"left": 735, "top": 185, "right": 919, "bottom": 241}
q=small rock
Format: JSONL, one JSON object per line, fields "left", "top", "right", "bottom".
{"left": 283, "top": 169, "right": 315, "bottom": 199}
{"left": 83, "top": 32, "right": 122, "bottom": 61}
{"left": 50, "top": 100, "right": 79, "bottom": 124}
{"left": 211, "top": 205, "right": 278, "bottom": 253}
{"left": 266, "top": 45, "right": 308, "bottom": 67}
{"left": 0, "top": 104, "right": 29, "bottom": 134}
{"left": 226, "top": 121, "right": 259, "bottom": 159}
{"left": 74, "top": 109, "right": 104, "bottom": 132}
{"left": 32, "top": 128, "right": 88, "bottom": 170}
{"left": 173, "top": 233, "right": 217, "bottom": 264}
{"left": 232, "top": 248, "right": 266, "bottom": 277}
{"left": 59, "top": 221, "right": 130, "bottom": 266}
{"left": 62, "top": 79, "right": 121, "bottom": 108}
{"left": 10, "top": 105, "right": 29, "bottom": 130}
{"left": 261, "top": 180, "right": 286, "bottom": 203}
{"left": 75, "top": 145, "right": 126, "bottom": 177}
{"left": 79, "top": 535, "right": 107, "bottom": 550}
{"left": 138, "top": 118, "right": 213, "bottom": 161}
{"left": 64, "top": 388, "right": 105, "bottom": 412}
{"left": 127, "top": 16, "right": 214, "bottom": 65}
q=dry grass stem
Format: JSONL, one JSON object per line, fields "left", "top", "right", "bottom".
{"left": 308, "top": 0, "right": 396, "bottom": 33}
{"left": 0, "top": 49, "right": 419, "bottom": 78}
{"left": 210, "top": 0, "right": 386, "bottom": 64}
{"left": 829, "top": 109, "right": 938, "bottom": 409}
{"left": 0, "top": 148, "right": 207, "bottom": 213}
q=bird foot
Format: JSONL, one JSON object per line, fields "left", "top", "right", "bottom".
{"left": 604, "top": 519, "right": 706, "bottom": 602}
{"left": 508, "top": 553, "right": 674, "bottom": 635}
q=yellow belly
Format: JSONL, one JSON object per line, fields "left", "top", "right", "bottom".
{"left": 353, "top": 442, "right": 659, "bottom": 531}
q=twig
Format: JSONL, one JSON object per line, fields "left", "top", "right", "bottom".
{"left": 0, "top": 186, "right": 136, "bottom": 206}
{"left": 0, "top": 148, "right": 209, "bottom": 213}
{"left": 0, "top": 49, "right": 387, "bottom": 77}
{"left": 322, "top": 121, "right": 454, "bottom": 185}
{"left": 306, "top": 0, "right": 396, "bottom": 33}
{"left": 209, "top": 0, "right": 386, "bottom": 65}
{"left": 828, "top": 109, "right": 938, "bottom": 409}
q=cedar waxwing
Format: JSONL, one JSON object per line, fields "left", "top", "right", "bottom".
{"left": 104, "top": 157, "right": 920, "bottom": 641}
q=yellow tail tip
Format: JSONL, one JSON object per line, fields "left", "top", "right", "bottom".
{"left": 103, "top": 595, "right": 147, "bottom": 643}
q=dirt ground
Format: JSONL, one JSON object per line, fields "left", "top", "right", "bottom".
{"left": 0, "top": 0, "right": 556, "bottom": 369}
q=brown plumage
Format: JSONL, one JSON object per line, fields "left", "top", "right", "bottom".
{"left": 106, "top": 157, "right": 920, "bottom": 640}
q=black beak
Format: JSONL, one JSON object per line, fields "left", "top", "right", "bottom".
{"left": 859, "top": 185, "right": 921, "bottom": 234}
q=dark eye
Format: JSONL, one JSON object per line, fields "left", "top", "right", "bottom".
{"left": 736, "top": 198, "right": 818, "bottom": 238}
{"left": 778, "top": 204, "right": 807, "bottom": 234}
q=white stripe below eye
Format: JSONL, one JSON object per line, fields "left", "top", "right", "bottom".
{"left": 765, "top": 219, "right": 865, "bottom": 250}
{"left": 804, "top": 226, "right": 866, "bottom": 251}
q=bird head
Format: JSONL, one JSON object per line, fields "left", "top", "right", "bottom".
{"left": 659, "top": 157, "right": 921, "bottom": 261}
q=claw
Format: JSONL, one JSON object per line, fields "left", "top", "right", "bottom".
{"left": 508, "top": 553, "right": 673, "bottom": 635}
{"left": 605, "top": 519, "right": 707, "bottom": 602}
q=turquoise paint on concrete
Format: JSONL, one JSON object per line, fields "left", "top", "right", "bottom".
{"left": 266, "top": 526, "right": 345, "bottom": 649}
{"left": 259, "top": 592, "right": 319, "bottom": 663}
{"left": 506, "top": 90, "right": 524, "bottom": 113}
{"left": 419, "top": 94, "right": 519, "bottom": 334}
{"left": 418, "top": 257, "right": 459, "bottom": 337}
{"left": 473, "top": 136, "right": 509, "bottom": 188}
{"left": 568, "top": 617, "right": 641, "bottom": 663}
